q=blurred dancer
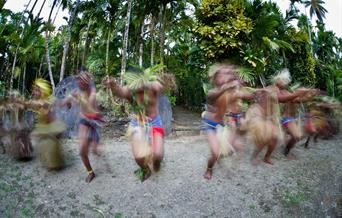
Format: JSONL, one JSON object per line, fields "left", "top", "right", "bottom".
{"left": 270, "top": 69, "right": 316, "bottom": 158}
{"left": 102, "top": 71, "right": 172, "bottom": 181}
{"left": 61, "top": 71, "right": 101, "bottom": 182}
{"left": 244, "top": 69, "right": 310, "bottom": 165}
{"left": 201, "top": 64, "right": 241, "bottom": 179}
{"left": 16, "top": 79, "right": 65, "bottom": 168}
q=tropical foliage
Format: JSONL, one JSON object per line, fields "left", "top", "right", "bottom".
{"left": 0, "top": 0, "right": 341, "bottom": 109}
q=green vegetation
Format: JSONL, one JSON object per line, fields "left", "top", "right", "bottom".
{"left": 0, "top": 0, "right": 341, "bottom": 110}
{"left": 281, "top": 180, "right": 312, "bottom": 207}
{"left": 282, "top": 190, "right": 310, "bottom": 207}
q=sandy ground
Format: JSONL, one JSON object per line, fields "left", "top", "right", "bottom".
{"left": 0, "top": 108, "right": 341, "bottom": 217}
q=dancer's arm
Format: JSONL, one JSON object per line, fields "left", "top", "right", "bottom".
{"left": 207, "top": 81, "right": 239, "bottom": 104}
{"left": 277, "top": 89, "right": 309, "bottom": 103}
{"left": 102, "top": 77, "right": 131, "bottom": 100}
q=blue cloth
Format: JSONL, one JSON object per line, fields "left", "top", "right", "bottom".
{"left": 79, "top": 118, "right": 100, "bottom": 143}
{"left": 130, "top": 115, "right": 163, "bottom": 128}
{"left": 281, "top": 117, "right": 297, "bottom": 126}
{"left": 226, "top": 112, "right": 243, "bottom": 127}
{"left": 201, "top": 117, "right": 224, "bottom": 133}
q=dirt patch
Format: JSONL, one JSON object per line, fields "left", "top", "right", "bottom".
{"left": 0, "top": 107, "right": 341, "bottom": 217}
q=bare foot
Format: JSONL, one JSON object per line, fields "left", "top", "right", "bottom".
{"left": 203, "top": 169, "right": 213, "bottom": 180}
{"left": 251, "top": 158, "right": 261, "bottom": 166}
{"left": 286, "top": 153, "right": 297, "bottom": 160}
{"left": 263, "top": 158, "right": 273, "bottom": 165}
{"left": 86, "top": 172, "right": 95, "bottom": 183}
{"left": 92, "top": 148, "right": 101, "bottom": 156}
{"left": 153, "top": 161, "right": 161, "bottom": 172}
{"left": 142, "top": 168, "right": 152, "bottom": 182}
{"left": 92, "top": 145, "right": 101, "bottom": 156}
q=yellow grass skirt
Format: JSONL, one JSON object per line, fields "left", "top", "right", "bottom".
{"left": 31, "top": 120, "right": 66, "bottom": 170}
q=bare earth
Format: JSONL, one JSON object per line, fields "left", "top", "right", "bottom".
{"left": 0, "top": 108, "right": 341, "bottom": 217}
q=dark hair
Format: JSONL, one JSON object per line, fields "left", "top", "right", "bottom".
{"left": 127, "top": 66, "right": 143, "bottom": 74}
{"left": 78, "top": 66, "right": 88, "bottom": 74}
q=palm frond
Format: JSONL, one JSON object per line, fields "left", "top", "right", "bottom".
{"left": 263, "top": 37, "right": 279, "bottom": 51}
{"left": 236, "top": 67, "right": 256, "bottom": 86}
{"left": 124, "top": 72, "right": 145, "bottom": 90}
{"left": 202, "top": 82, "right": 213, "bottom": 95}
{"left": 124, "top": 64, "right": 166, "bottom": 90}
{"left": 274, "top": 39, "right": 295, "bottom": 53}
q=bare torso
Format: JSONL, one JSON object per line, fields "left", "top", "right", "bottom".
{"left": 226, "top": 89, "right": 243, "bottom": 114}
{"left": 73, "top": 90, "right": 98, "bottom": 118}
{"left": 280, "top": 90, "right": 298, "bottom": 117}
{"left": 135, "top": 89, "right": 159, "bottom": 119}
{"left": 204, "top": 91, "right": 229, "bottom": 122}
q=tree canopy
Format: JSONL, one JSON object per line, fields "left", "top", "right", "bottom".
{"left": 1, "top": 0, "right": 341, "bottom": 108}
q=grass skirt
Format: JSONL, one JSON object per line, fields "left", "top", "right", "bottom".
{"left": 31, "top": 120, "right": 66, "bottom": 170}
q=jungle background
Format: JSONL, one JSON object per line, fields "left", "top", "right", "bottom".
{"left": 0, "top": 0, "right": 342, "bottom": 217}
{"left": 0, "top": 0, "right": 341, "bottom": 110}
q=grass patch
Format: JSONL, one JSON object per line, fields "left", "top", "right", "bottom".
{"left": 282, "top": 190, "right": 309, "bottom": 207}
{"left": 248, "top": 204, "right": 256, "bottom": 209}
{"left": 70, "top": 209, "right": 82, "bottom": 217}
{"left": 67, "top": 192, "right": 76, "bottom": 200}
{"left": 115, "top": 212, "right": 122, "bottom": 218}
{"left": 134, "top": 168, "right": 150, "bottom": 182}
{"left": 93, "top": 194, "right": 105, "bottom": 205}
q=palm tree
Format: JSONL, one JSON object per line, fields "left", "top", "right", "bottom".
{"left": 44, "top": 0, "right": 59, "bottom": 90}
{"left": 303, "top": 0, "right": 327, "bottom": 22}
{"left": 120, "top": 0, "right": 132, "bottom": 84}
{"left": 59, "top": 0, "right": 80, "bottom": 82}
{"left": 10, "top": 0, "right": 38, "bottom": 91}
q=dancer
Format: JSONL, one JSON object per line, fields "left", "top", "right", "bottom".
{"left": 270, "top": 69, "right": 316, "bottom": 158}
{"left": 102, "top": 69, "right": 173, "bottom": 181}
{"left": 1, "top": 92, "right": 33, "bottom": 160}
{"left": 201, "top": 64, "right": 242, "bottom": 179}
{"left": 15, "top": 79, "right": 65, "bottom": 168}
{"left": 61, "top": 71, "right": 101, "bottom": 182}
{"left": 244, "top": 69, "right": 310, "bottom": 165}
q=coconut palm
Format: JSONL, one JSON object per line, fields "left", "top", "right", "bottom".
{"left": 59, "top": 0, "right": 80, "bottom": 82}
{"left": 120, "top": 0, "right": 133, "bottom": 83}
{"left": 303, "top": 0, "right": 327, "bottom": 22}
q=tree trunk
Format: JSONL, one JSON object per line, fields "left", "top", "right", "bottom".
{"left": 59, "top": 0, "right": 80, "bottom": 82}
{"left": 36, "top": 0, "right": 47, "bottom": 18}
{"left": 0, "top": 0, "right": 7, "bottom": 10}
{"left": 139, "top": 22, "right": 145, "bottom": 68}
{"left": 10, "top": 47, "right": 19, "bottom": 91}
{"left": 52, "top": 2, "right": 62, "bottom": 24}
{"left": 159, "top": 4, "right": 166, "bottom": 68}
{"left": 106, "top": 28, "right": 111, "bottom": 75}
{"left": 82, "top": 20, "right": 92, "bottom": 67}
{"left": 150, "top": 15, "right": 156, "bottom": 66}
{"left": 259, "top": 74, "right": 266, "bottom": 88}
{"left": 38, "top": 56, "right": 44, "bottom": 78}
{"left": 120, "top": 0, "right": 132, "bottom": 84}
{"left": 44, "top": 0, "right": 57, "bottom": 90}
{"left": 75, "top": 43, "right": 80, "bottom": 73}
{"left": 22, "top": 63, "right": 26, "bottom": 94}
{"left": 29, "top": 0, "right": 39, "bottom": 15}
{"left": 48, "top": 0, "right": 58, "bottom": 22}
{"left": 10, "top": 0, "right": 37, "bottom": 91}
{"left": 45, "top": 31, "right": 55, "bottom": 89}
{"left": 305, "top": 8, "right": 313, "bottom": 54}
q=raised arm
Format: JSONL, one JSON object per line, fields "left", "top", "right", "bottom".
{"left": 235, "top": 90, "right": 255, "bottom": 101}
{"left": 278, "top": 88, "right": 314, "bottom": 103}
{"left": 292, "top": 89, "right": 320, "bottom": 103}
{"left": 15, "top": 98, "right": 50, "bottom": 111}
{"left": 59, "top": 91, "right": 77, "bottom": 108}
{"left": 207, "top": 81, "right": 239, "bottom": 104}
{"left": 102, "top": 77, "right": 131, "bottom": 101}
